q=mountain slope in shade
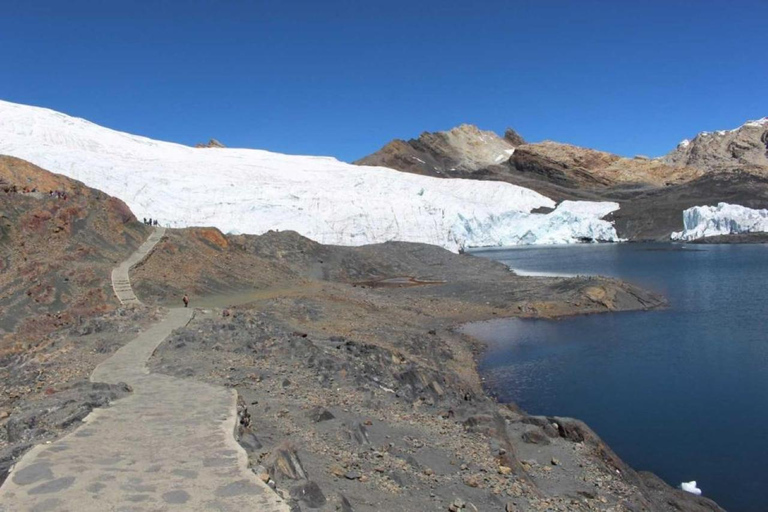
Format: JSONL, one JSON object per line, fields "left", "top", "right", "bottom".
{"left": 663, "top": 118, "right": 768, "bottom": 172}
{"left": 0, "top": 100, "right": 623, "bottom": 251}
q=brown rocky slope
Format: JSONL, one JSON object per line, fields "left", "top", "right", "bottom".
{"left": 662, "top": 117, "right": 768, "bottom": 173}
{"left": 0, "top": 155, "right": 150, "bottom": 347}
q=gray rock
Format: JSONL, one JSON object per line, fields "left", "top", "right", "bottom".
{"left": 290, "top": 480, "right": 326, "bottom": 508}
{"left": 307, "top": 407, "right": 335, "bottom": 423}
{"left": 239, "top": 430, "right": 262, "bottom": 452}
{"left": 339, "top": 493, "right": 355, "bottom": 512}
{"left": 265, "top": 443, "right": 307, "bottom": 480}
{"left": 345, "top": 422, "right": 369, "bottom": 445}
{"left": 521, "top": 430, "right": 550, "bottom": 445}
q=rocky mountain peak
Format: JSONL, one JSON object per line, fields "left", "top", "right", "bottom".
{"left": 355, "top": 124, "right": 525, "bottom": 176}
{"left": 195, "top": 138, "right": 225, "bottom": 148}
{"left": 663, "top": 117, "right": 768, "bottom": 172}
{"left": 504, "top": 128, "right": 526, "bottom": 146}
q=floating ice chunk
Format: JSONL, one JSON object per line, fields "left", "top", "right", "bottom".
{"left": 680, "top": 481, "right": 702, "bottom": 495}
{"left": 672, "top": 202, "right": 768, "bottom": 241}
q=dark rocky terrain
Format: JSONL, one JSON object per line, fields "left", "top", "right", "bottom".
{"left": 357, "top": 120, "right": 768, "bottom": 242}
{"left": 132, "top": 227, "right": 724, "bottom": 511}
{"left": 0, "top": 157, "right": 725, "bottom": 511}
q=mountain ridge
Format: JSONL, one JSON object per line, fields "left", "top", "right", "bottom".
{"left": 357, "top": 118, "right": 768, "bottom": 241}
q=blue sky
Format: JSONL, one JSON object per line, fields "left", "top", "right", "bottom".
{"left": 1, "top": 1, "right": 766, "bottom": 162}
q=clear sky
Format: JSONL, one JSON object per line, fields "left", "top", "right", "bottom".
{"left": 1, "top": 1, "right": 766, "bottom": 162}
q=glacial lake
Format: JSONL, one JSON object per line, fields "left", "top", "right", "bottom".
{"left": 466, "top": 243, "right": 768, "bottom": 512}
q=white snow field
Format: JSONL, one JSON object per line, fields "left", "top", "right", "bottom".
{"left": 672, "top": 203, "right": 768, "bottom": 241}
{"left": 0, "top": 100, "right": 621, "bottom": 251}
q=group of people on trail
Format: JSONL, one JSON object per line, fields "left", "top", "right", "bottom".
{"left": 143, "top": 218, "right": 159, "bottom": 226}
{"left": 1, "top": 185, "right": 69, "bottom": 200}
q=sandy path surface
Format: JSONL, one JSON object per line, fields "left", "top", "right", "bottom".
{"left": 0, "top": 227, "right": 288, "bottom": 511}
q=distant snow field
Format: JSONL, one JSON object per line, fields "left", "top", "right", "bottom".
{"left": 672, "top": 203, "right": 768, "bottom": 241}
{"left": 0, "top": 100, "right": 622, "bottom": 251}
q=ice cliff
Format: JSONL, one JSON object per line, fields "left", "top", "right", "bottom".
{"left": 672, "top": 202, "right": 768, "bottom": 241}
{"left": 0, "top": 100, "right": 621, "bottom": 251}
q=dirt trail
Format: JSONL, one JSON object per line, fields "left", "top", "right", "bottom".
{"left": 0, "top": 227, "right": 289, "bottom": 511}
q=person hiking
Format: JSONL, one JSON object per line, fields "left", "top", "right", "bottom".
{"left": 182, "top": 294, "right": 189, "bottom": 308}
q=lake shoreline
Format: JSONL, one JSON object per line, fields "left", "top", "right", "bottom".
{"left": 470, "top": 243, "right": 767, "bottom": 511}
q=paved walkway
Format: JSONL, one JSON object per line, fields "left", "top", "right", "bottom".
{"left": 111, "top": 226, "right": 166, "bottom": 306}
{"left": 0, "top": 228, "right": 288, "bottom": 511}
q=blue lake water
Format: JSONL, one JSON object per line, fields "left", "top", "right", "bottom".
{"left": 465, "top": 243, "right": 768, "bottom": 512}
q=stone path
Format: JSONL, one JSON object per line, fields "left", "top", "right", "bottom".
{"left": 0, "top": 229, "right": 288, "bottom": 511}
{"left": 111, "top": 226, "right": 166, "bottom": 306}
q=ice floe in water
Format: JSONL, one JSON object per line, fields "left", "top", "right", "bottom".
{"left": 680, "top": 481, "right": 702, "bottom": 496}
{"left": 672, "top": 202, "right": 768, "bottom": 241}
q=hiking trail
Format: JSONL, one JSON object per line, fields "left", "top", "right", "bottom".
{"left": 0, "top": 226, "right": 288, "bottom": 511}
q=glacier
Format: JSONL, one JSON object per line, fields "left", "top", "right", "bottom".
{"left": 671, "top": 202, "right": 768, "bottom": 241}
{"left": 0, "top": 99, "right": 621, "bottom": 251}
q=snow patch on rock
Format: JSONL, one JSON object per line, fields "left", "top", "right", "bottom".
{"left": 672, "top": 203, "right": 768, "bottom": 241}
{"left": 742, "top": 117, "right": 768, "bottom": 129}
{"left": 0, "top": 99, "right": 622, "bottom": 251}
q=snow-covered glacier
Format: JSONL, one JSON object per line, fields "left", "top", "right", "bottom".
{"left": 672, "top": 203, "right": 768, "bottom": 241}
{"left": 0, "top": 100, "right": 621, "bottom": 251}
